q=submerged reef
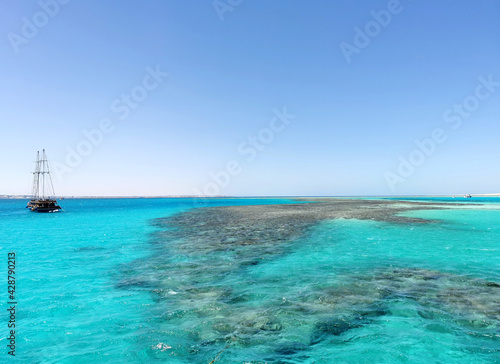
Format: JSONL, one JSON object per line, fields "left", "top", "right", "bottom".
{"left": 150, "top": 199, "right": 448, "bottom": 267}
{"left": 156, "top": 198, "right": 452, "bottom": 239}
{"left": 117, "top": 199, "right": 500, "bottom": 362}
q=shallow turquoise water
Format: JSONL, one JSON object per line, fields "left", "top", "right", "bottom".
{"left": 0, "top": 198, "right": 295, "bottom": 363}
{"left": 386, "top": 196, "right": 500, "bottom": 204}
{"left": 1, "top": 198, "right": 499, "bottom": 363}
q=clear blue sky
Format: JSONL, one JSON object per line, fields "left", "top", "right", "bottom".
{"left": 1, "top": 0, "right": 499, "bottom": 196}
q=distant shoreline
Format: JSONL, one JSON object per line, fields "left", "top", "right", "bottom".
{"left": 1, "top": 194, "right": 499, "bottom": 200}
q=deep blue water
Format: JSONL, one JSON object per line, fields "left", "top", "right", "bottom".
{"left": 1, "top": 197, "right": 499, "bottom": 363}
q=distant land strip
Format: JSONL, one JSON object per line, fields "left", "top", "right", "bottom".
{"left": 1, "top": 194, "right": 500, "bottom": 199}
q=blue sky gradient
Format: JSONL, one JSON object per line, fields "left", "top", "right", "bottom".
{"left": 1, "top": 0, "right": 499, "bottom": 196}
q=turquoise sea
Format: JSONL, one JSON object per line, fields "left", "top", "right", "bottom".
{"left": 1, "top": 197, "right": 499, "bottom": 363}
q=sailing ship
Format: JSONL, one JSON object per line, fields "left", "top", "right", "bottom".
{"left": 26, "top": 150, "right": 62, "bottom": 212}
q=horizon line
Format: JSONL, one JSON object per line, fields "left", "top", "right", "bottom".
{"left": 1, "top": 194, "right": 499, "bottom": 199}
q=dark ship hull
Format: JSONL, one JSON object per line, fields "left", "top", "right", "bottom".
{"left": 26, "top": 199, "right": 61, "bottom": 212}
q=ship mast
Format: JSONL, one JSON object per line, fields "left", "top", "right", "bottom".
{"left": 32, "top": 149, "right": 57, "bottom": 200}
{"left": 42, "top": 150, "right": 46, "bottom": 199}
{"left": 31, "top": 151, "right": 40, "bottom": 199}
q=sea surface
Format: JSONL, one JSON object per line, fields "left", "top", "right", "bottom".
{"left": 1, "top": 197, "right": 499, "bottom": 363}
